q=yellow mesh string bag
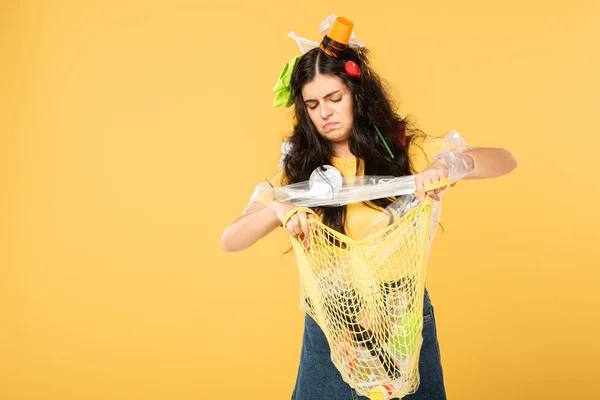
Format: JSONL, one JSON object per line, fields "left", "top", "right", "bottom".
{"left": 282, "top": 186, "right": 444, "bottom": 400}
{"left": 247, "top": 131, "right": 474, "bottom": 399}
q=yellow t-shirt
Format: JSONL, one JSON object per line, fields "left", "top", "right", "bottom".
{"left": 330, "top": 156, "right": 380, "bottom": 240}
{"left": 265, "top": 136, "right": 444, "bottom": 239}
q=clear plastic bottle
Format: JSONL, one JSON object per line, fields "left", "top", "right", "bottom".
{"left": 379, "top": 287, "right": 423, "bottom": 397}
{"left": 386, "top": 289, "right": 422, "bottom": 359}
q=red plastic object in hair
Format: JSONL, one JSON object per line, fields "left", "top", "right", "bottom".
{"left": 345, "top": 61, "right": 361, "bottom": 78}
{"left": 396, "top": 121, "right": 406, "bottom": 147}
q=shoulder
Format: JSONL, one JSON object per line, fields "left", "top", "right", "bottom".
{"left": 269, "top": 169, "right": 287, "bottom": 187}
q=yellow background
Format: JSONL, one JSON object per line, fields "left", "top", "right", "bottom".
{"left": 2, "top": 1, "right": 599, "bottom": 399}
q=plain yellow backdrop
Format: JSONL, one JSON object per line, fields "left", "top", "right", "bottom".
{"left": 2, "top": 1, "right": 599, "bottom": 399}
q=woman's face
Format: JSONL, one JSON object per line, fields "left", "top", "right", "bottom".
{"left": 301, "top": 74, "right": 354, "bottom": 145}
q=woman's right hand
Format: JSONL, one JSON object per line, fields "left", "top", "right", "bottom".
{"left": 271, "top": 201, "right": 314, "bottom": 237}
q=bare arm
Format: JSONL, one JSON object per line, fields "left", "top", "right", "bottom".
{"left": 463, "top": 147, "right": 518, "bottom": 179}
{"left": 221, "top": 203, "right": 281, "bottom": 252}
{"left": 221, "top": 201, "right": 313, "bottom": 252}
{"left": 415, "top": 146, "right": 518, "bottom": 202}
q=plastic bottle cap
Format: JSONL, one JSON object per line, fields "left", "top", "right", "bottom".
{"left": 327, "top": 17, "right": 353, "bottom": 45}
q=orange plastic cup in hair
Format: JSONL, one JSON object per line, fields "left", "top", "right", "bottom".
{"left": 327, "top": 17, "right": 353, "bottom": 45}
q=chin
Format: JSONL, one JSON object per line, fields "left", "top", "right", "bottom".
{"left": 322, "top": 129, "right": 350, "bottom": 142}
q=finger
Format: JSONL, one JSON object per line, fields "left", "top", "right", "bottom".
{"left": 423, "top": 174, "right": 436, "bottom": 200}
{"left": 435, "top": 170, "right": 451, "bottom": 189}
{"left": 285, "top": 221, "right": 296, "bottom": 236}
{"left": 290, "top": 216, "right": 302, "bottom": 236}
{"left": 424, "top": 175, "right": 445, "bottom": 195}
{"left": 415, "top": 174, "right": 425, "bottom": 203}
{"left": 298, "top": 211, "right": 309, "bottom": 236}
{"left": 426, "top": 188, "right": 440, "bottom": 201}
{"left": 286, "top": 216, "right": 301, "bottom": 236}
{"left": 426, "top": 183, "right": 442, "bottom": 201}
{"left": 307, "top": 213, "right": 318, "bottom": 228}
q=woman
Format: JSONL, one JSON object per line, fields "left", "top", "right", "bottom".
{"left": 222, "top": 16, "right": 517, "bottom": 400}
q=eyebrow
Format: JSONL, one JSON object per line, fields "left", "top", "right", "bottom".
{"left": 304, "top": 90, "right": 342, "bottom": 103}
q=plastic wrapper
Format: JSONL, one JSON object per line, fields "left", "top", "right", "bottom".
{"left": 274, "top": 174, "right": 431, "bottom": 207}
{"left": 241, "top": 130, "right": 474, "bottom": 251}
{"left": 243, "top": 130, "right": 472, "bottom": 216}
{"left": 242, "top": 172, "right": 429, "bottom": 215}
{"left": 431, "top": 151, "right": 475, "bottom": 182}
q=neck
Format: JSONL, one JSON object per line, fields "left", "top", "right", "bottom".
{"left": 331, "top": 141, "right": 353, "bottom": 158}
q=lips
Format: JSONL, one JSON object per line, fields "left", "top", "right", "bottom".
{"left": 323, "top": 122, "right": 338, "bottom": 130}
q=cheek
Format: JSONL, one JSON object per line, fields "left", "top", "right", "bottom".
{"left": 306, "top": 109, "right": 323, "bottom": 130}
{"left": 342, "top": 100, "right": 354, "bottom": 122}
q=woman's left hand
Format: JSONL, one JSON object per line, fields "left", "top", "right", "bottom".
{"left": 415, "top": 159, "right": 449, "bottom": 203}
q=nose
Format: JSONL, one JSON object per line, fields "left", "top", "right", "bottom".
{"left": 320, "top": 103, "right": 333, "bottom": 119}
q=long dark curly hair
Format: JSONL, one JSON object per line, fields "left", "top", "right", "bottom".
{"left": 283, "top": 45, "right": 425, "bottom": 234}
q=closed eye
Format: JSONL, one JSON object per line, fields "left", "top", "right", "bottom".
{"left": 307, "top": 98, "right": 342, "bottom": 110}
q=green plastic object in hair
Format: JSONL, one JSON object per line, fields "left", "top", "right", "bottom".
{"left": 373, "top": 123, "right": 395, "bottom": 159}
{"left": 272, "top": 55, "right": 301, "bottom": 108}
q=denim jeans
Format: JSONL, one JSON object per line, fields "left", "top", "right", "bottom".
{"left": 291, "top": 289, "right": 446, "bottom": 399}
